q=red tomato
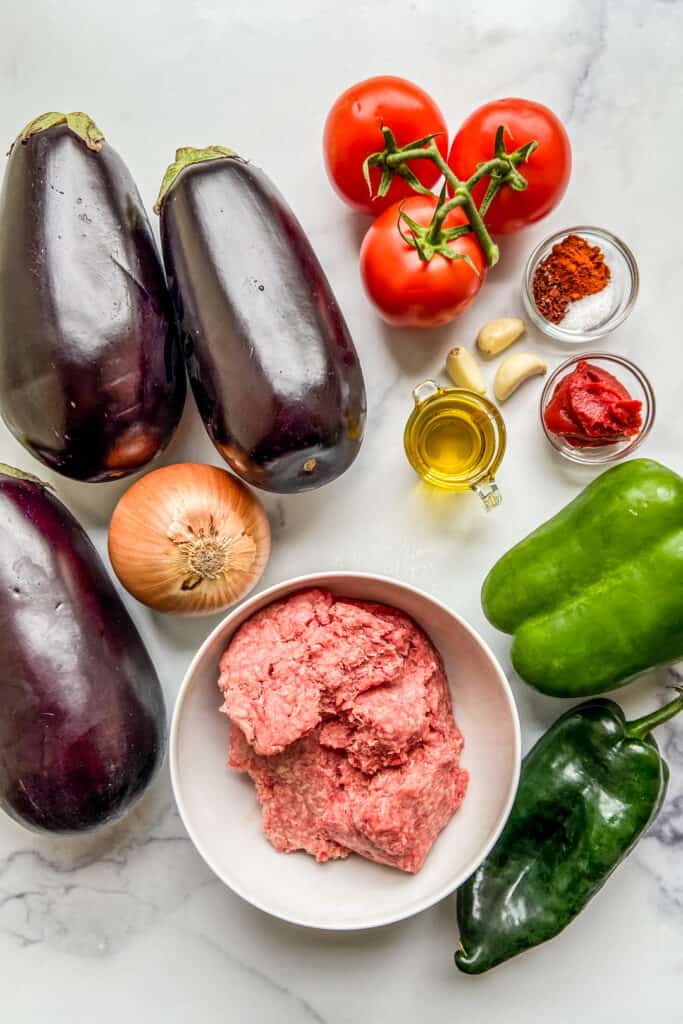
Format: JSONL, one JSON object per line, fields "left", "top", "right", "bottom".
{"left": 359, "top": 196, "right": 486, "bottom": 328}
{"left": 323, "top": 76, "right": 448, "bottom": 216}
{"left": 448, "top": 98, "right": 571, "bottom": 234}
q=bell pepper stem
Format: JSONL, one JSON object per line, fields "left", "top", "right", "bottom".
{"left": 626, "top": 687, "right": 683, "bottom": 740}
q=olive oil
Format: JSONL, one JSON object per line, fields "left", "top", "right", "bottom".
{"left": 404, "top": 383, "right": 506, "bottom": 493}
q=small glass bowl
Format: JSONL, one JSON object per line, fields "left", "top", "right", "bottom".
{"left": 523, "top": 226, "right": 639, "bottom": 343}
{"left": 540, "top": 353, "right": 655, "bottom": 465}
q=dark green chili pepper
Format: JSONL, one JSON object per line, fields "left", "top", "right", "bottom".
{"left": 455, "top": 688, "right": 683, "bottom": 974}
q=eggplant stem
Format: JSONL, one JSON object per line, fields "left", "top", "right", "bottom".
{"left": 154, "top": 145, "right": 238, "bottom": 214}
{"left": 0, "top": 464, "right": 52, "bottom": 489}
{"left": 17, "top": 111, "right": 104, "bottom": 152}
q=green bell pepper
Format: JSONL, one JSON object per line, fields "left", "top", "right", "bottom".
{"left": 482, "top": 458, "right": 683, "bottom": 697}
{"left": 455, "top": 689, "right": 683, "bottom": 974}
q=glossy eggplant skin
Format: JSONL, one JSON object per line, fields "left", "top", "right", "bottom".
{"left": 159, "top": 156, "right": 366, "bottom": 493}
{"left": 0, "top": 469, "right": 166, "bottom": 833}
{"left": 0, "top": 123, "right": 185, "bottom": 481}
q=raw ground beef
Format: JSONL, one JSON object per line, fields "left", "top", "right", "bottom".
{"left": 219, "top": 588, "right": 468, "bottom": 873}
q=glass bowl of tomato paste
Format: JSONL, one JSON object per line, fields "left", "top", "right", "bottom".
{"left": 540, "top": 353, "right": 655, "bottom": 464}
{"left": 523, "top": 226, "right": 639, "bottom": 343}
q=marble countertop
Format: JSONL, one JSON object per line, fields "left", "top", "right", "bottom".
{"left": 1, "top": 0, "right": 682, "bottom": 1019}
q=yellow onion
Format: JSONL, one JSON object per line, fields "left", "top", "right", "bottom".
{"left": 108, "top": 463, "right": 271, "bottom": 616}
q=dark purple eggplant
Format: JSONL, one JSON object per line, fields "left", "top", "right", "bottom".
{"left": 0, "top": 112, "right": 185, "bottom": 482}
{"left": 156, "top": 147, "right": 366, "bottom": 493}
{"left": 0, "top": 465, "right": 165, "bottom": 833}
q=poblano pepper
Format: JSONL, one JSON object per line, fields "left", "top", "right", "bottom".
{"left": 482, "top": 458, "right": 683, "bottom": 697}
{"left": 455, "top": 689, "right": 683, "bottom": 974}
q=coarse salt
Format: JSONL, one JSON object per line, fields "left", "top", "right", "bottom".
{"left": 561, "top": 279, "right": 617, "bottom": 331}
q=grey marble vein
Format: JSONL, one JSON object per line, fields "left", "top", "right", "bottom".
{"left": 566, "top": 0, "right": 608, "bottom": 124}
{"left": 182, "top": 927, "right": 328, "bottom": 1024}
{"left": 648, "top": 795, "right": 683, "bottom": 846}
{"left": 0, "top": 793, "right": 213, "bottom": 955}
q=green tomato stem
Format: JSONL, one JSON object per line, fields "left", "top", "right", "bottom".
{"left": 387, "top": 141, "right": 501, "bottom": 265}
{"left": 466, "top": 157, "right": 509, "bottom": 190}
{"left": 456, "top": 187, "right": 500, "bottom": 266}
{"left": 383, "top": 130, "right": 538, "bottom": 266}
{"left": 425, "top": 194, "right": 465, "bottom": 242}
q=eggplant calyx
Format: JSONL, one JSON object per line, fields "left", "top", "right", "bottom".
{"left": 17, "top": 111, "right": 104, "bottom": 152}
{"left": 0, "top": 464, "right": 52, "bottom": 490}
{"left": 154, "top": 145, "right": 237, "bottom": 214}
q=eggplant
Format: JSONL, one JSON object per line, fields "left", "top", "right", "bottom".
{"left": 0, "top": 465, "right": 165, "bottom": 833}
{"left": 156, "top": 147, "right": 366, "bottom": 493}
{"left": 0, "top": 112, "right": 185, "bottom": 482}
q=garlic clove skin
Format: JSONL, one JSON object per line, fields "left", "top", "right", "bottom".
{"left": 108, "top": 463, "right": 271, "bottom": 616}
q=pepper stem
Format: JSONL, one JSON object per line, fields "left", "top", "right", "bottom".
{"left": 154, "top": 145, "right": 237, "bottom": 214}
{"left": 626, "top": 688, "right": 683, "bottom": 740}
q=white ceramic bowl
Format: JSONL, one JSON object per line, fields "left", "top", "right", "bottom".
{"left": 170, "top": 572, "right": 521, "bottom": 930}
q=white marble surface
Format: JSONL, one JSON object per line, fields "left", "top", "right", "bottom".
{"left": 1, "top": 1, "right": 682, "bottom": 1019}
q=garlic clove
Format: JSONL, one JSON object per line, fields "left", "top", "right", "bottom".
{"left": 446, "top": 346, "right": 487, "bottom": 394}
{"left": 477, "top": 317, "right": 526, "bottom": 356}
{"left": 494, "top": 352, "right": 548, "bottom": 402}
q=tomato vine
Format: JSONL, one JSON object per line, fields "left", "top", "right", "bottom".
{"left": 363, "top": 124, "right": 538, "bottom": 267}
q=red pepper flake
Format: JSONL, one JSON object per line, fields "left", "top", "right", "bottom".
{"left": 533, "top": 234, "right": 611, "bottom": 324}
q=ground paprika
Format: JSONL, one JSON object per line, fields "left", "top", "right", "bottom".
{"left": 533, "top": 233, "right": 610, "bottom": 323}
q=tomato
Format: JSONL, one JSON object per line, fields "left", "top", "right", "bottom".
{"left": 359, "top": 196, "right": 486, "bottom": 328}
{"left": 448, "top": 98, "right": 571, "bottom": 234}
{"left": 323, "top": 76, "right": 448, "bottom": 216}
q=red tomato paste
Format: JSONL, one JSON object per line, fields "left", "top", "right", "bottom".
{"left": 543, "top": 360, "right": 642, "bottom": 448}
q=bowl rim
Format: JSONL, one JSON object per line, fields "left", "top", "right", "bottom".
{"left": 539, "top": 351, "right": 656, "bottom": 465}
{"left": 169, "top": 570, "right": 522, "bottom": 930}
{"left": 522, "top": 224, "right": 639, "bottom": 343}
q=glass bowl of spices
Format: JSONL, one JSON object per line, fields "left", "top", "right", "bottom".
{"left": 523, "top": 226, "right": 639, "bottom": 343}
{"left": 540, "top": 352, "right": 655, "bottom": 465}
